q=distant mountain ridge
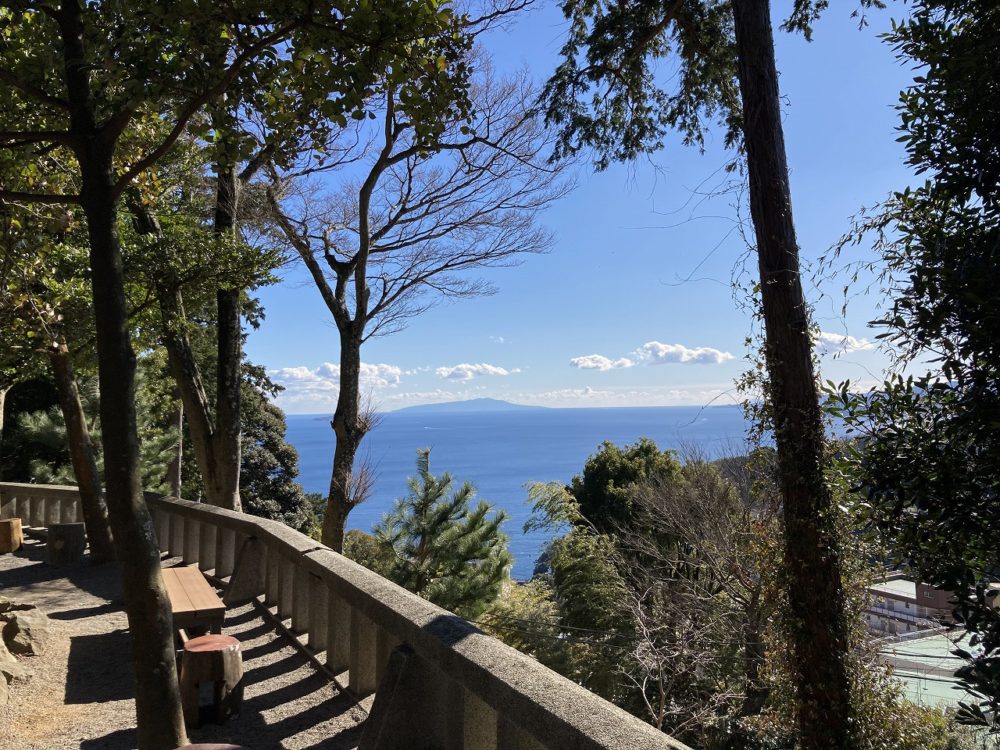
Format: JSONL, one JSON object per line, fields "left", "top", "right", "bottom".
{"left": 390, "top": 398, "right": 549, "bottom": 415}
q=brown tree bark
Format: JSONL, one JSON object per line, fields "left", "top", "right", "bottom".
{"left": 130, "top": 198, "right": 243, "bottom": 513}
{"left": 731, "top": 1, "right": 852, "bottom": 747}
{"left": 0, "top": 385, "right": 8, "bottom": 481}
{"left": 165, "top": 391, "right": 183, "bottom": 498}
{"left": 210, "top": 155, "right": 243, "bottom": 510}
{"left": 48, "top": 342, "right": 116, "bottom": 563}
{"left": 323, "top": 328, "right": 366, "bottom": 551}
{"left": 56, "top": 2, "right": 188, "bottom": 747}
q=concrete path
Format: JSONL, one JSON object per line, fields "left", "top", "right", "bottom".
{"left": 0, "top": 539, "right": 366, "bottom": 749}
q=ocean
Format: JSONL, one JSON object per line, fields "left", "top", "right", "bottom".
{"left": 284, "top": 404, "right": 751, "bottom": 579}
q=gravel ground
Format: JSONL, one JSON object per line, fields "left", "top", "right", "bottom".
{"left": 0, "top": 539, "right": 367, "bottom": 750}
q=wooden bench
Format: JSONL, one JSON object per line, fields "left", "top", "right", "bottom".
{"left": 162, "top": 566, "right": 226, "bottom": 638}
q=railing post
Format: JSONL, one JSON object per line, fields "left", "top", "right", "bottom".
{"left": 169, "top": 510, "right": 186, "bottom": 558}
{"left": 216, "top": 528, "right": 237, "bottom": 579}
{"left": 278, "top": 553, "right": 295, "bottom": 620}
{"left": 199, "top": 522, "right": 217, "bottom": 573}
{"left": 0, "top": 490, "right": 11, "bottom": 519}
{"left": 463, "top": 689, "right": 499, "bottom": 750}
{"left": 327, "top": 591, "right": 351, "bottom": 673}
{"left": 376, "top": 629, "right": 402, "bottom": 685}
{"left": 29, "top": 494, "right": 44, "bottom": 526}
{"left": 349, "top": 609, "right": 378, "bottom": 696}
{"left": 308, "top": 575, "right": 328, "bottom": 652}
{"left": 265, "top": 543, "right": 280, "bottom": 607}
{"left": 44, "top": 496, "right": 60, "bottom": 526}
{"left": 60, "top": 497, "right": 79, "bottom": 523}
{"left": 183, "top": 517, "right": 200, "bottom": 565}
{"left": 292, "top": 565, "right": 311, "bottom": 634}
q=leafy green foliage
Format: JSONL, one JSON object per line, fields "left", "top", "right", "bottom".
{"left": 566, "top": 438, "right": 681, "bottom": 535}
{"left": 372, "top": 449, "right": 512, "bottom": 619}
{"left": 541, "top": 0, "right": 887, "bottom": 170}
{"left": 479, "top": 579, "right": 571, "bottom": 674}
{"left": 542, "top": 0, "right": 741, "bottom": 170}
{"left": 239, "top": 382, "right": 314, "bottom": 533}
{"left": 828, "top": 0, "right": 1000, "bottom": 728}
{"left": 343, "top": 529, "right": 396, "bottom": 577}
{"left": 15, "top": 370, "right": 177, "bottom": 492}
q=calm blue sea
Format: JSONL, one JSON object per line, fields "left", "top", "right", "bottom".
{"left": 284, "top": 405, "right": 751, "bottom": 579}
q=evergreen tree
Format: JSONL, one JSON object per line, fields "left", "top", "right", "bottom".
{"left": 239, "top": 381, "right": 314, "bottom": 534}
{"left": 374, "top": 449, "right": 512, "bottom": 619}
{"left": 568, "top": 438, "right": 681, "bottom": 535}
{"left": 17, "top": 371, "right": 177, "bottom": 493}
{"left": 829, "top": 0, "right": 1000, "bottom": 729}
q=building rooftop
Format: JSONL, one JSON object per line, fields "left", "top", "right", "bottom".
{"left": 880, "top": 633, "right": 977, "bottom": 710}
{"left": 870, "top": 578, "right": 917, "bottom": 599}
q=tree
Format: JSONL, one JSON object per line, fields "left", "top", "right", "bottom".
{"left": 540, "top": 3, "right": 877, "bottom": 745}
{"left": 523, "top": 481, "right": 637, "bottom": 705}
{"left": 568, "top": 438, "right": 681, "bottom": 535}
{"left": 1, "top": 210, "right": 116, "bottom": 561}
{"left": 239, "top": 371, "right": 315, "bottom": 533}
{"left": 372, "top": 448, "right": 512, "bottom": 619}
{"left": 0, "top": 3, "right": 373, "bottom": 745}
{"left": 827, "top": 0, "right": 1000, "bottom": 730}
{"left": 267, "top": 37, "right": 569, "bottom": 551}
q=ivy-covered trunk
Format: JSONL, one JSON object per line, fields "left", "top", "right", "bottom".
{"left": 323, "top": 328, "right": 366, "bottom": 552}
{"left": 731, "top": 1, "right": 852, "bottom": 747}
{"left": 57, "top": 2, "right": 187, "bottom": 747}
{"left": 48, "top": 342, "right": 115, "bottom": 563}
{"left": 207, "top": 140, "right": 243, "bottom": 513}
{"left": 164, "top": 392, "right": 183, "bottom": 498}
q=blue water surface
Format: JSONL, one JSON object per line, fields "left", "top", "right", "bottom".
{"left": 284, "top": 405, "right": 751, "bottom": 579}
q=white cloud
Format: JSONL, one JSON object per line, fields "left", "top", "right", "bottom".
{"left": 814, "top": 331, "right": 875, "bottom": 355}
{"left": 570, "top": 342, "right": 734, "bottom": 372}
{"left": 633, "top": 341, "right": 735, "bottom": 366}
{"left": 489, "top": 335, "right": 506, "bottom": 344}
{"left": 270, "top": 361, "right": 405, "bottom": 412}
{"left": 435, "top": 363, "right": 519, "bottom": 381}
{"left": 569, "top": 354, "right": 635, "bottom": 371}
{"left": 314, "top": 362, "right": 403, "bottom": 387}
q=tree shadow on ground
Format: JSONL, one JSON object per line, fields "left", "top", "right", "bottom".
{"left": 0, "top": 539, "right": 123, "bottom": 616}
{"left": 79, "top": 727, "right": 138, "bottom": 749}
{"left": 65, "top": 629, "right": 133, "bottom": 704}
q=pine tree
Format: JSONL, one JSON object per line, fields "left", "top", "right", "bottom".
{"left": 375, "top": 449, "right": 512, "bottom": 619}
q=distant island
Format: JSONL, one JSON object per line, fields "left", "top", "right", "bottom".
{"left": 390, "top": 398, "right": 549, "bottom": 415}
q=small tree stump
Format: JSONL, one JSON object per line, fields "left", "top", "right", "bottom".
{"left": 0, "top": 519, "right": 23, "bottom": 554}
{"left": 179, "top": 634, "right": 244, "bottom": 729}
{"left": 46, "top": 522, "right": 86, "bottom": 565}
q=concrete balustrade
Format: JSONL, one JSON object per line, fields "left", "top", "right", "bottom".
{"left": 0, "top": 483, "right": 689, "bottom": 750}
{"left": 0, "top": 483, "right": 84, "bottom": 529}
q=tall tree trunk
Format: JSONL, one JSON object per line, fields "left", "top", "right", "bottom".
{"left": 48, "top": 343, "right": 116, "bottom": 563}
{"left": 210, "top": 147, "right": 243, "bottom": 512}
{"left": 165, "top": 391, "right": 183, "bottom": 498}
{"left": 0, "top": 385, "right": 9, "bottom": 481}
{"left": 323, "top": 329, "right": 365, "bottom": 552}
{"left": 731, "top": 2, "right": 852, "bottom": 748}
{"left": 57, "top": 3, "right": 188, "bottom": 748}
{"left": 130, "top": 200, "right": 242, "bottom": 512}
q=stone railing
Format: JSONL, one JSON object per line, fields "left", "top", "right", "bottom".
{"left": 0, "top": 482, "right": 688, "bottom": 750}
{"left": 0, "top": 482, "right": 83, "bottom": 527}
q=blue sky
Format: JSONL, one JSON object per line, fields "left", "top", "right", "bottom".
{"left": 246, "top": 2, "right": 915, "bottom": 414}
